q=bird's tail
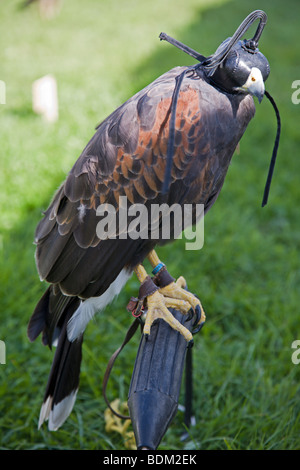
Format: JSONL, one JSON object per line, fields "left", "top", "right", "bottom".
{"left": 38, "top": 319, "right": 83, "bottom": 430}
{"left": 28, "top": 287, "right": 83, "bottom": 430}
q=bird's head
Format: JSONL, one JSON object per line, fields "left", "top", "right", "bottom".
{"left": 199, "top": 10, "right": 270, "bottom": 104}
{"left": 160, "top": 11, "right": 270, "bottom": 104}
{"left": 159, "top": 10, "right": 280, "bottom": 206}
{"left": 207, "top": 37, "right": 270, "bottom": 103}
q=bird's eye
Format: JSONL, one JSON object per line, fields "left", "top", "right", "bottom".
{"left": 251, "top": 76, "right": 256, "bottom": 82}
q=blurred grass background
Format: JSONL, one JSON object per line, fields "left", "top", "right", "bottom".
{"left": 0, "top": 0, "right": 299, "bottom": 450}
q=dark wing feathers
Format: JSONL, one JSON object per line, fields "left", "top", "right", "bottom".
{"left": 35, "top": 228, "right": 71, "bottom": 281}
{"left": 33, "top": 65, "right": 255, "bottom": 331}
{"left": 28, "top": 287, "right": 50, "bottom": 343}
{"left": 34, "top": 69, "right": 175, "bottom": 281}
{"left": 28, "top": 285, "right": 80, "bottom": 346}
{"left": 45, "top": 236, "right": 86, "bottom": 284}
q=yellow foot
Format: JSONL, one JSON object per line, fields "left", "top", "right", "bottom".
{"left": 144, "top": 289, "right": 194, "bottom": 344}
{"left": 134, "top": 259, "right": 205, "bottom": 345}
{"left": 159, "top": 276, "right": 206, "bottom": 328}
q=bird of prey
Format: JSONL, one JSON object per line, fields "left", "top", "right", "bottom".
{"left": 28, "top": 10, "right": 278, "bottom": 431}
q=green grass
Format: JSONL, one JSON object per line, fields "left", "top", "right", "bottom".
{"left": 1, "top": 0, "right": 300, "bottom": 450}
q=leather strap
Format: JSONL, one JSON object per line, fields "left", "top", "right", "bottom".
{"left": 139, "top": 275, "right": 159, "bottom": 300}
{"left": 153, "top": 265, "right": 175, "bottom": 288}
{"left": 102, "top": 318, "right": 140, "bottom": 420}
{"left": 126, "top": 276, "right": 160, "bottom": 318}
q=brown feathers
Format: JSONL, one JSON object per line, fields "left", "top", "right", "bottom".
{"left": 32, "top": 65, "right": 255, "bottom": 343}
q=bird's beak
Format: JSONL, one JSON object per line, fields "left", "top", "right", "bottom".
{"left": 243, "top": 67, "right": 265, "bottom": 103}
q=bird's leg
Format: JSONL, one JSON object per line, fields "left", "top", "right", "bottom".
{"left": 132, "top": 250, "right": 206, "bottom": 344}
{"left": 147, "top": 250, "right": 206, "bottom": 331}
{"left": 133, "top": 264, "right": 194, "bottom": 344}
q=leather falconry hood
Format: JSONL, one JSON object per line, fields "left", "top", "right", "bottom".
{"left": 160, "top": 10, "right": 281, "bottom": 207}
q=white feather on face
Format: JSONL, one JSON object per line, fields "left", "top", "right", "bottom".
{"left": 241, "top": 67, "right": 265, "bottom": 102}
{"left": 67, "top": 268, "right": 132, "bottom": 342}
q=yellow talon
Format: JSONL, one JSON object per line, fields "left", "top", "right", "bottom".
{"left": 159, "top": 276, "right": 206, "bottom": 325}
{"left": 175, "top": 276, "right": 187, "bottom": 289}
{"left": 133, "top": 250, "right": 206, "bottom": 343}
{"left": 144, "top": 290, "right": 193, "bottom": 343}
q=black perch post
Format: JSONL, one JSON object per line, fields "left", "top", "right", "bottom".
{"left": 128, "top": 309, "right": 196, "bottom": 450}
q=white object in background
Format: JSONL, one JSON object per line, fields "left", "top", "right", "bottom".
{"left": 32, "top": 74, "right": 58, "bottom": 122}
{"left": 0, "top": 80, "right": 6, "bottom": 105}
{"left": 39, "top": 0, "right": 63, "bottom": 20}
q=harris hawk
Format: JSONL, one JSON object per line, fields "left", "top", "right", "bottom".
{"left": 28, "top": 10, "right": 280, "bottom": 431}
